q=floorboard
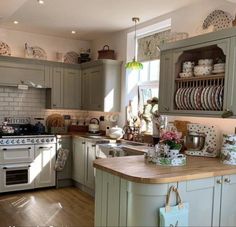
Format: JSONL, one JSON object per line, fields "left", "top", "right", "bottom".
{"left": 0, "top": 187, "right": 94, "bottom": 227}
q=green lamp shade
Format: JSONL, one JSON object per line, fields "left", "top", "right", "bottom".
{"left": 125, "top": 58, "right": 143, "bottom": 70}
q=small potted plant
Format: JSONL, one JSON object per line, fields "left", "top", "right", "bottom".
{"left": 160, "top": 130, "right": 182, "bottom": 157}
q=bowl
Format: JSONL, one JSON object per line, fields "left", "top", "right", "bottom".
{"left": 184, "top": 133, "right": 206, "bottom": 151}
{"left": 194, "top": 65, "right": 213, "bottom": 76}
{"left": 198, "top": 59, "right": 213, "bottom": 66}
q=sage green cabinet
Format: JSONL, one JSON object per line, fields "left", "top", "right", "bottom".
{"left": 63, "top": 68, "right": 82, "bottom": 109}
{"left": 95, "top": 170, "right": 236, "bottom": 227}
{"left": 219, "top": 175, "right": 236, "bottom": 226}
{"left": 81, "top": 60, "right": 122, "bottom": 112}
{"left": 72, "top": 137, "right": 86, "bottom": 184}
{"left": 0, "top": 57, "right": 46, "bottom": 86}
{"left": 46, "top": 66, "right": 81, "bottom": 109}
{"left": 72, "top": 137, "right": 96, "bottom": 190}
{"left": 159, "top": 28, "right": 236, "bottom": 118}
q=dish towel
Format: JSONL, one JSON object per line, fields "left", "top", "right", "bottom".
{"left": 55, "top": 148, "right": 69, "bottom": 171}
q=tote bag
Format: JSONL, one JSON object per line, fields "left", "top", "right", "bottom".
{"left": 159, "top": 186, "right": 189, "bottom": 227}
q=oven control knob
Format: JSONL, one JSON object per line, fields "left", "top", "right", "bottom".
{"left": 22, "top": 140, "right": 25, "bottom": 144}
{"left": 0, "top": 140, "right": 3, "bottom": 144}
{"left": 46, "top": 139, "right": 49, "bottom": 143}
{"left": 5, "top": 140, "right": 9, "bottom": 144}
{"left": 31, "top": 139, "right": 34, "bottom": 143}
{"left": 36, "top": 139, "right": 39, "bottom": 143}
{"left": 16, "top": 139, "right": 20, "bottom": 144}
{"left": 11, "top": 140, "right": 14, "bottom": 144}
{"left": 51, "top": 138, "right": 54, "bottom": 142}
{"left": 41, "top": 139, "right": 45, "bottom": 143}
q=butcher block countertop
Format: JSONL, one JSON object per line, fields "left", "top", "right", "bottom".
{"left": 93, "top": 155, "right": 236, "bottom": 184}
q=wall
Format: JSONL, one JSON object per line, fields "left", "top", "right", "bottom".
{"left": 91, "top": 0, "right": 236, "bottom": 135}
{"left": 0, "top": 86, "right": 117, "bottom": 130}
{"left": 0, "top": 28, "right": 91, "bottom": 61}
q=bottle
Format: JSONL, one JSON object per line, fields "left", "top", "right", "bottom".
{"left": 106, "top": 126, "right": 110, "bottom": 137}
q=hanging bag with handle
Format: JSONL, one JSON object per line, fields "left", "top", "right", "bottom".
{"left": 159, "top": 186, "right": 189, "bottom": 227}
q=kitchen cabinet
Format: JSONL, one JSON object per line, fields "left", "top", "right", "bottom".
{"left": 34, "top": 144, "right": 56, "bottom": 188}
{"left": 159, "top": 27, "right": 236, "bottom": 118}
{"left": 72, "top": 137, "right": 96, "bottom": 190}
{"left": 219, "top": 175, "right": 236, "bottom": 226}
{"left": 72, "top": 137, "right": 86, "bottom": 184}
{"left": 63, "top": 68, "right": 82, "bottom": 109}
{"left": 0, "top": 56, "right": 46, "bottom": 87}
{"left": 81, "top": 60, "right": 122, "bottom": 112}
{"left": 95, "top": 169, "right": 236, "bottom": 227}
{"left": 46, "top": 66, "right": 81, "bottom": 109}
{"left": 56, "top": 136, "right": 72, "bottom": 188}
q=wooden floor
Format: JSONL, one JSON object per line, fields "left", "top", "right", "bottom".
{"left": 0, "top": 187, "right": 94, "bottom": 227}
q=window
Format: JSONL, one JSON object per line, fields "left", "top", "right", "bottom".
{"left": 139, "top": 59, "right": 160, "bottom": 83}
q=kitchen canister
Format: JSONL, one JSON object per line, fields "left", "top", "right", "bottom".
{"left": 221, "top": 134, "right": 236, "bottom": 165}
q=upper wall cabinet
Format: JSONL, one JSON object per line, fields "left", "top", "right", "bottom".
{"left": 159, "top": 27, "right": 236, "bottom": 118}
{"left": 0, "top": 56, "right": 46, "bottom": 86}
{"left": 46, "top": 66, "right": 81, "bottom": 109}
{"left": 81, "top": 60, "right": 122, "bottom": 112}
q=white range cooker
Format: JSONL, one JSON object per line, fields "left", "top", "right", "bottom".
{"left": 0, "top": 130, "right": 56, "bottom": 193}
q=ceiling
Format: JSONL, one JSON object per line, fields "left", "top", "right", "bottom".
{"left": 0, "top": 0, "right": 201, "bottom": 40}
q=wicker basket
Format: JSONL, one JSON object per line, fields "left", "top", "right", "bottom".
{"left": 98, "top": 45, "right": 115, "bottom": 60}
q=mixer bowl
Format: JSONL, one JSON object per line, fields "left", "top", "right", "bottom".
{"left": 184, "top": 133, "right": 206, "bottom": 151}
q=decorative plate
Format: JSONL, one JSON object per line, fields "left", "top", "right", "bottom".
{"left": 64, "top": 51, "right": 79, "bottom": 64}
{"left": 201, "top": 87, "right": 207, "bottom": 110}
{"left": 32, "top": 46, "right": 47, "bottom": 60}
{"left": 184, "top": 87, "right": 190, "bottom": 110}
{"left": 179, "top": 88, "right": 185, "bottom": 110}
{"left": 203, "top": 10, "right": 233, "bottom": 31}
{"left": 212, "top": 69, "right": 225, "bottom": 74}
{"left": 219, "top": 86, "right": 224, "bottom": 110}
{"left": 207, "top": 86, "right": 214, "bottom": 110}
{"left": 211, "top": 86, "right": 218, "bottom": 110}
{"left": 188, "top": 87, "right": 194, "bottom": 110}
{"left": 205, "top": 86, "right": 211, "bottom": 110}
{"left": 175, "top": 88, "right": 181, "bottom": 109}
{"left": 215, "top": 86, "right": 221, "bottom": 110}
{"left": 182, "top": 88, "right": 189, "bottom": 110}
{"left": 190, "top": 87, "right": 196, "bottom": 110}
{"left": 0, "top": 41, "right": 11, "bottom": 56}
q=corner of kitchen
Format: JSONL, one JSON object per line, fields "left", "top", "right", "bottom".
{"left": 1, "top": 1, "right": 236, "bottom": 227}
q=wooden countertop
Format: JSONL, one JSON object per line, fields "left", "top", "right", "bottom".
{"left": 93, "top": 156, "right": 236, "bottom": 184}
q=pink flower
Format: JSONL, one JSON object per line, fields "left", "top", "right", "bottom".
{"left": 160, "top": 131, "right": 181, "bottom": 142}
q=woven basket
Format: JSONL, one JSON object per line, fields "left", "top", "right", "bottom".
{"left": 98, "top": 45, "right": 115, "bottom": 60}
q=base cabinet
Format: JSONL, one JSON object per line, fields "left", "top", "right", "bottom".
{"left": 95, "top": 170, "right": 236, "bottom": 227}
{"left": 72, "top": 137, "right": 96, "bottom": 190}
{"left": 34, "top": 144, "right": 56, "bottom": 188}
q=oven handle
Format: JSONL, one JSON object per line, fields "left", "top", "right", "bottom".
{"left": 2, "top": 165, "right": 31, "bottom": 170}
{"left": 2, "top": 147, "right": 32, "bottom": 151}
{"left": 39, "top": 146, "right": 53, "bottom": 150}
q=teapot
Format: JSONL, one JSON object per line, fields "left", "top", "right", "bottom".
{"left": 109, "top": 126, "right": 124, "bottom": 139}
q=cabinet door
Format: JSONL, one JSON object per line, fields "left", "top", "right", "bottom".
{"left": 0, "top": 60, "right": 45, "bottom": 86}
{"left": 85, "top": 142, "right": 96, "bottom": 189}
{"left": 159, "top": 51, "right": 173, "bottom": 114}
{"left": 34, "top": 144, "right": 56, "bottom": 188}
{"left": 63, "top": 68, "right": 82, "bottom": 109}
{"left": 178, "top": 177, "right": 221, "bottom": 227}
{"left": 220, "top": 175, "right": 236, "bottom": 226}
{"left": 82, "top": 66, "right": 104, "bottom": 111}
{"left": 72, "top": 138, "right": 85, "bottom": 184}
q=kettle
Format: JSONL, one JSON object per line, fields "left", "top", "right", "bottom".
{"left": 89, "top": 118, "right": 100, "bottom": 134}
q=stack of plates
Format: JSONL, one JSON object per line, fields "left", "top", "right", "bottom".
{"left": 175, "top": 85, "right": 224, "bottom": 111}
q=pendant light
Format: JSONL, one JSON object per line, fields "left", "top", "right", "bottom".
{"left": 125, "top": 17, "right": 143, "bottom": 70}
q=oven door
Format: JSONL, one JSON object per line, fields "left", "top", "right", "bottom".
{"left": 0, "top": 145, "right": 34, "bottom": 164}
{"left": 0, "top": 164, "right": 34, "bottom": 192}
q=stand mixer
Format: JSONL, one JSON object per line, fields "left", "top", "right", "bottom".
{"left": 184, "top": 123, "right": 218, "bottom": 157}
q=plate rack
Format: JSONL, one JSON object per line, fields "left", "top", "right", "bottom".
{"left": 174, "top": 74, "right": 225, "bottom": 111}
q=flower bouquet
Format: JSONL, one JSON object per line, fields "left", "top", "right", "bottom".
{"left": 160, "top": 130, "right": 182, "bottom": 150}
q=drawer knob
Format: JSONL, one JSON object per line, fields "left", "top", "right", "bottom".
{"left": 224, "top": 178, "right": 231, "bottom": 184}
{"left": 217, "top": 179, "right": 222, "bottom": 184}
{"left": 165, "top": 107, "right": 169, "bottom": 111}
